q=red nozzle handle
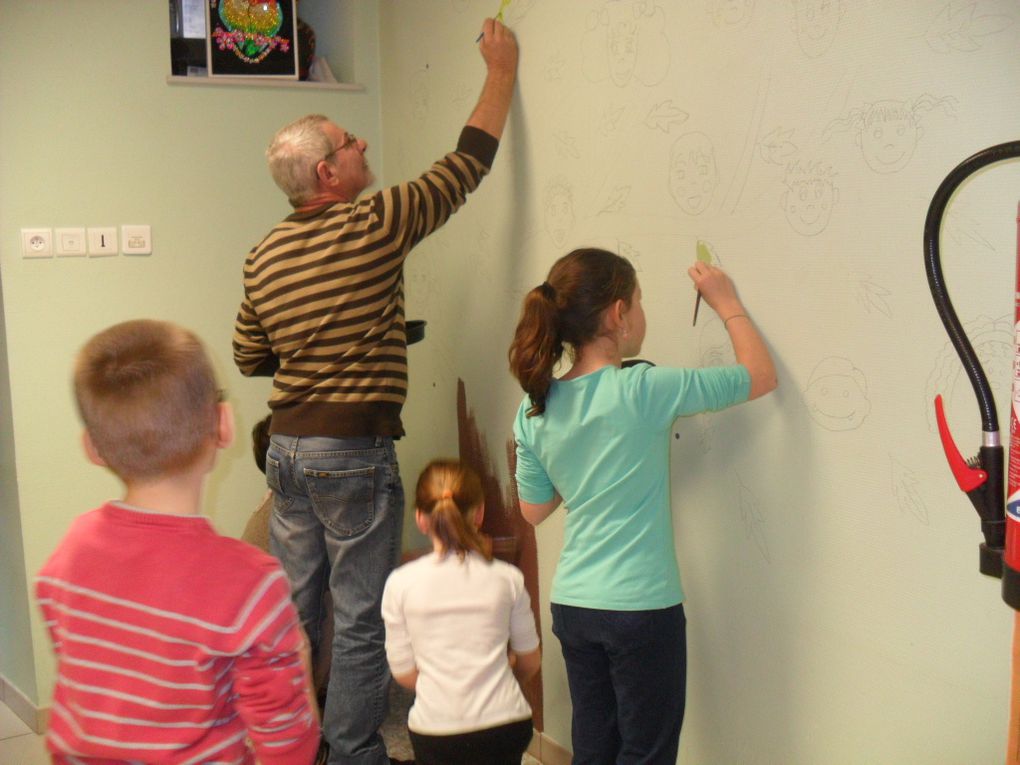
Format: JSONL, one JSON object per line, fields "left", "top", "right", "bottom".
{"left": 934, "top": 394, "right": 988, "bottom": 492}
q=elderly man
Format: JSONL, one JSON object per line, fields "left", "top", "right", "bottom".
{"left": 232, "top": 18, "right": 518, "bottom": 765}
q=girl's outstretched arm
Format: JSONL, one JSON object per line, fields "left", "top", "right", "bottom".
{"left": 688, "top": 261, "right": 777, "bottom": 400}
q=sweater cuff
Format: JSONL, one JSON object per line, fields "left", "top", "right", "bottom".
{"left": 458, "top": 126, "right": 499, "bottom": 169}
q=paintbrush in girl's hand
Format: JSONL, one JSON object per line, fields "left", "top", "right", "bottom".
{"left": 476, "top": 0, "right": 512, "bottom": 41}
{"left": 692, "top": 240, "right": 713, "bottom": 326}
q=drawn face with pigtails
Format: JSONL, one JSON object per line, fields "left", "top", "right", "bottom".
{"left": 825, "top": 95, "right": 957, "bottom": 174}
{"left": 858, "top": 101, "right": 921, "bottom": 173}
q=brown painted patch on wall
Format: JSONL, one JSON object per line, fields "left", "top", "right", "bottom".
{"left": 457, "top": 378, "right": 544, "bottom": 730}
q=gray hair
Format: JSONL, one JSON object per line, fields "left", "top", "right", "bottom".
{"left": 266, "top": 114, "right": 333, "bottom": 207}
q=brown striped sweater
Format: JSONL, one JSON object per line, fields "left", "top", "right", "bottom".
{"left": 233, "top": 126, "right": 497, "bottom": 438}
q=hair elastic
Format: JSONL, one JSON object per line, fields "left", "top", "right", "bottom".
{"left": 539, "top": 281, "right": 556, "bottom": 300}
{"left": 440, "top": 489, "right": 454, "bottom": 499}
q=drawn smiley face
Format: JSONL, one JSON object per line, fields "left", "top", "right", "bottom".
{"left": 783, "top": 177, "right": 838, "bottom": 236}
{"left": 712, "top": 0, "right": 754, "bottom": 27}
{"left": 607, "top": 16, "right": 639, "bottom": 85}
{"left": 792, "top": 0, "right": 843, "bottom": 58}
{"left": 544, "top": 182, "right": 576, "bottom": 247}
{"left": 668, "top": 132, "right": 718, "bottom": 216}
{"left": 804, "top": 357, "right": 871, "bottom": 431}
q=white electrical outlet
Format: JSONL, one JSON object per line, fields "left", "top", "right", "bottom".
{"left": 21, "top": 228, "right": 53, "bottom": 258}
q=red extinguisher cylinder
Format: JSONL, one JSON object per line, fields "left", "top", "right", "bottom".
{"left": 1004, "top": 202, "right": 1020, "bottom": 608}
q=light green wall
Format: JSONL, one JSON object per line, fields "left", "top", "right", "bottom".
{"left": 380, "top": 1, "right": 1020, "bottom": 762}
{"left": 0, "top": 0, "right": 382, "bottom": 705}
{"left": 0, "top": 269, "right": 34, "bottom": 701}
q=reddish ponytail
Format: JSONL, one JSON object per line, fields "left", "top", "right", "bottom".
{"left": 416, "top": 459, "right": 490, "bottom": 561}
{"left": 508, "top": 248, "right": 636, "bottom": 416}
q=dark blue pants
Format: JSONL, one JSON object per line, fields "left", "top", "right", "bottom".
{"left": 551, "top": 603, "right": 687, "bottom": 765}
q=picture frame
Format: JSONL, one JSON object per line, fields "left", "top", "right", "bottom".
{"left": 206, "top": 0, "right": 299, "bottom": 79}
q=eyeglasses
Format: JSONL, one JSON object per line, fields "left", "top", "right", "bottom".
{"left": 321, "top": 132, "right": 358, "bottom": 162}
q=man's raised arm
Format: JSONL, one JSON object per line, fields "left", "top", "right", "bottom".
{"left": 466, "top": 18, "right": 519, "bottom": 140}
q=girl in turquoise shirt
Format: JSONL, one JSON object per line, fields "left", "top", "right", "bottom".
{"left": 509, "top": 247, "right": 776, "bottom": 765}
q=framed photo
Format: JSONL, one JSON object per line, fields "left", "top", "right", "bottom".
{"left": 207, "top": 0, "right": 298, "bottom": 79}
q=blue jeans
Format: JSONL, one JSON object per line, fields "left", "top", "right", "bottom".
{"left": 267, "top": 435, "right": 404, "bottom": 765}
{"left": 551, "top": 603, "right": 687, "bottom": 765}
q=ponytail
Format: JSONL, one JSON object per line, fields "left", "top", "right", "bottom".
{"left": 509, "top": 283, "right": 563, "bottom": 417}
{"left": 416, "top": 459, "right": 491, "bottom": 561}
{"left": 509, "top": 248, "right": 637, "bottom": 417}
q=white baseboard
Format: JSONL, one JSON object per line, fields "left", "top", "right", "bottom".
{"left": 530, "top": 728, "right": 571, "bottom": 765}
{"left": 0, "top": 674, "right": 47, "bottom": 734}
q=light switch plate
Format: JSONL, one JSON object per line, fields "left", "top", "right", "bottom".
{"left": 87, "top": 227, "right": 118, "bottom": 257}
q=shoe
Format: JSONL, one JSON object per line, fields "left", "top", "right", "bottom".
{"left": 389, "top": 759, "right": 415, "bottom": 764}
{"left": 314, "top": 737, "right": 329, "bottom": 765}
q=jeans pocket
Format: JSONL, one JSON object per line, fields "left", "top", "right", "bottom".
{"left": 304, "top": 466, "right": 376, "bottom": 537}
{"left": 265, "top": 455, "right": 294, "bottom": 514}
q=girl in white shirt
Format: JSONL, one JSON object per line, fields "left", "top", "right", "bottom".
{"left": 381, "top": 460, "right": 542, "bottom": 765}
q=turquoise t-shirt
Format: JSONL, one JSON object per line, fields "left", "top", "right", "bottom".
{"left": 513, "top": 363, "right": 750, "bottom": 610}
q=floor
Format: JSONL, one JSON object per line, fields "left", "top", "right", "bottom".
{"left": 0, "top": 697, "right": 47, "bottom": 764}
{"left": 0, "top": 688, "right": 542, "bottom": 764}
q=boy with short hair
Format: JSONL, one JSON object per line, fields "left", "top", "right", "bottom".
{"left": 36, "top": 319, "right": 320, "bottom": 764}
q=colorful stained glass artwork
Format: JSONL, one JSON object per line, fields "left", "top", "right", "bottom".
{"left": 212, "top": 0, "right": 290, "bottom": 64}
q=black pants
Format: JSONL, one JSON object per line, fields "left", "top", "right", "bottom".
{"left": 409, "top": 718, "right": 533, "bottom": 765}
{"left": 552, "top": 603, "right": 687, "bottom": 765}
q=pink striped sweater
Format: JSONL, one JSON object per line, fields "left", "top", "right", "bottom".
{"left": 35, "top": 502, "right": 319, "bottom": 764}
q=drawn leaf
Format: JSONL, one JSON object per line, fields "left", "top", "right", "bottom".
{"left": 598, "top": 185, "right": 631, "bottom": 215}
{"left": 644, "top": 100, "right": 689, "bottom": 133}
{"left": 944, "top": 209, "right": 995, "bottom": 250}
{"left": 924, "top": 1, "right": 1011, "bottom": 52}
{"left": 923, "top": 4, "right": 955, "bottom": 51}
{"left": 948, "top": 31, "right": 981, "bottom": 51}
{"left": 738, "top": 479, "right": 770, "bottom": 563}
{"left": 925, "top": 33, "right": 952, "bottom": 54}
{"left": 857, "top": 278, "right": 892, "bottom": 318}
{"left": 553, "top": 131, "right": 581, "bottom": 159}
{"left": 759, "top": 127, "right": 798, "bottom": 164}
{"left": 891, "top": 457, "right": 929, "bottom": 525}
{"left": 600, "top": 104, "right": 626, "bottom": 135}
{"left": 969, "top": 14, "right": 1013, "bottom": 37}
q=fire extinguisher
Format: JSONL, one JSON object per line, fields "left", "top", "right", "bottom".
{"left": 924, "top": 139, "right": 1020, "bottom": 761}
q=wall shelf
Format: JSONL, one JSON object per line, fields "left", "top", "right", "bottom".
{"left": 166, "top": 75, "right": 364, "bottom": 92}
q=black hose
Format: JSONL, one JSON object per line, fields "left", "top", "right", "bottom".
{"left": 924, "top": 140, "right": 1020, "bottom": 433}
